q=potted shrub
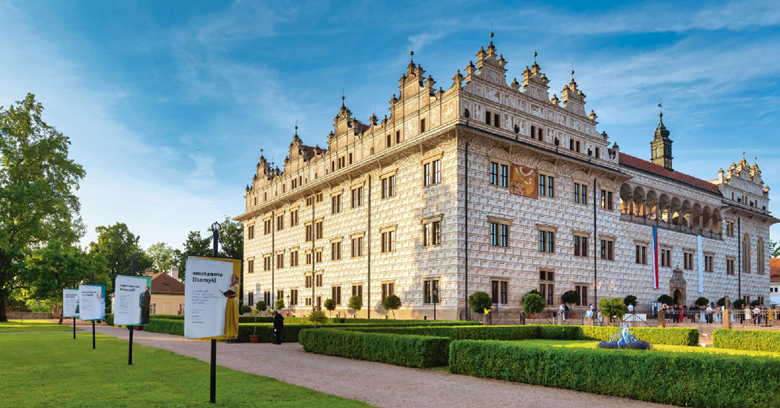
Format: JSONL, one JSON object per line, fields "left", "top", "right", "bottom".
{"left": 248, "top": 307, "right": 261, "bottom": 343}
{"left": 256, "top": 300, "right": 267, "bottom": 315}
{"left": 240, "top": 304, "right": 252, "bottom": 315}
{"left": 523, "top": 292, "right": 545, "bottom": 319}
{"left": 624, "top": 295, "right": 638, "bottom": 307}
{"left": 383, "top": 294, "right": 402, "bottom": 319}
{"left": 348, "top": 295, "right": 362, "bottom": 318}
{"left": 600, "top": 297, "right": 626, "bottom": 325}
{"left": 657, "top": 294, "right": 674, "bottom": 306}
{"left": 274, "top": 298, "right": 285, "bottom": 313}
{"left": 468, "top": 291, "right": 492, "bottom": 325}
{"left": 324, "top": 298, "right": 336, "bottom": 317}
{"left": 695, "top": 297, "right": 709, "bottom": 307}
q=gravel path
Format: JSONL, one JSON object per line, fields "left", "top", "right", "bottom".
{"left": 90, "top": 324, "right": 676, "bottom": 408}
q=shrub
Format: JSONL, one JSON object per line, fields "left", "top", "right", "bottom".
{"left": 383, "top": 294, "right": 402, "bottom": 319}
{"left": 146, "top": 318, "right": 184, "bottom": 336}
{"left": 623, "top": 295, "right": 638, "bottom": 306}
{"left": 105, "top": 314, "right": 114, "bottom": 326}
{"left": 561, "top": 290, "right": 579, "bottom": 305}
{"left": 717, "top": 297, "right": 726, "bottom": 307}
{"left": 750, "top": 299, "right": 762, "bottom": 307}
{"left": 240, "top": 304, "right": 252, "bottom": 314}
{"left": 714, "top": 329, "right": 780, "bottom": 352}
{"left": 348, "top": 295, "right": 362, "bottom": 317}
{"left": 309, "top": 310, "right": 327, "bottom": 327}
{"left": 580, "top": 326, "right": 698, "bottom": 346}
{"left": 448, "top": 340, "right": 780, "bottom": 408}
{"left": 600, "top": 297, "right": 626, "bottom": 322}
{"left": 657, "top": 294, "right": 674, "bottom": 305}
{"left": 523, "top": 292, "right": 545, "bottom": 315}
{"left": 256, "top": 301, "right": 267, "bottom": 312}
{"left": 299, "top": 328, "right": 449, "bottom": 367}
{"left": 695, "top": 297, "right": 710, "bottom": 307}
{"left": 732, "top": 299, "right": 746, "bottom": 309}
{"left": 274, "top": 298, "right": 285, "bottom": 311}
{"left": 323, "top": 298, "right": 336, "bottom": 317}
{"left": 468, "top": 291, "right": 492, "bottom": 315}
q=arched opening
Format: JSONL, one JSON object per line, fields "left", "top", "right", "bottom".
{"left": 632, "top": 186, "right": 646, "bottom": 217}
{"left": 673, "top": 289, "right": 682, "bottom": 305}
{"left": 619, "top": 184, "right": 633, "bottom": 215}
{"left": 646, "top": 190, "right": 659, "bottom": 220}
{"left": 681, "top": 200, "right": 692, "bottom": 228}
{"left": 702, "top": 207, "right": 712, "bottom": 232}
{"left": 692, "top": 203, "right": 702, "bottom": 229}
{"left": 658, "top": 194, "right": 670, "bottom": 223}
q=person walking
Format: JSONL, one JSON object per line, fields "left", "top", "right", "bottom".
{"left": 585, "top": 308, "right": 594, "bottom": 326}
{"left": 744, "top": 305, "right": 751, "bottom": 325}
{"left": 753, "top": 305, "right": 761, "bottom": 325}
{"left": 272, "top": 309, "right": 284, "bottom": 345}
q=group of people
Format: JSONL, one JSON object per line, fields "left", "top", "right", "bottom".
{"left": 657, "top": 302, "right": 780, "bottom": 326}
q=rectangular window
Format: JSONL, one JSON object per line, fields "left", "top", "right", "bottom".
{"left": 264, "top": 219, "right": 271, "bottom": 235}
{"left": 381, "top": 230, "right": 396, "bottom": 253}
{"left": 248, "top": 225, "right": 255, "bottom": 240}
{"left": 331, "top": 194, "right": 342, "bottom": 214}
{"left": 539, "top": 230, "right": 555, "bottom": 253}
{"left": 705, "top": 255, "right": 714, "bottom": 272}
{"left": 348, "top": 153, "right": 353, "bottom": 165}
{"left": 276, "top": 253, "right": 284, "bottom": 269}
{"left": 381, "top": 282, "right": 395, "bottom": 302}
{"left": 420, "top": 118, "right": 426, "bottom": 133}
{"left": 276, "top": 214, "right": 284, "bottom": 231}
{"left": 573, "top": 183, "right": 587, "bottom": 205}
{"left": 661, "top": 249, "right": 671, "bottom": 267}
{"left": 316, "top": 192, "right": 323, "bottom": 202}
{"left": 305, "top": 297, "right": 312, "bottom": 306}
{"left": 500, "top": 164, "right": 508, "bottom": 187}
{"left": 386, "top": 134, "right": 392, "bottom": 148}
{"left": 490, "top": 162, "right": 498, "bottom": 186}
{"left": 381, "top": 175, "right": 396, "bottom": 198}
{"left": 485, "top": 111, "right": 492, "bottom": 125}
{"left": 490, "top": 222, "right": 509, "bottom": 247}
{"left": 306, "top": 196, "right": 313, "bottom": 206}
{"left": 396, "top": 130, "right": 401, "bottom": 144}
{"left": 726, "top": 221, "right": 735, "bottom": 237}
{"left": 539, "top": 175, "right": 555, "bottom": 197}
{"left": 727, "top": 258, "right": 735, "bottom": 275}
{"left": 540, "top": 271, "right": 554, "bottom": 305}
{"left": 351, "top": 236, "right": 364, "bottom": 257}
{"left": 305, "top": 223, "right": 313, "bottom": 242}
{"left": 490, "top": 162, "right": 509, "bottom": 187}
{"left": 332, "top": 286, "right": 342, "bottom": 305}
{"left": 263, "top": 255, "right": 271, "bottom": 271}
{"left": 315, "top": 221, "right": 323, "bottom": 239}
{"left": 305, "top": 252, "right": 312, "bottom": 265}
{"left": 331, "top": 241, "right": 342, "bottom": 261}
{"left": 290, "top": 289, "right": 298, "bottom": 305}
{"left": 263, "top": 291, "right": 271, "bottom": 306}
{"left": 490, "top": 280, "right": 508, "bottom": 304}
{"left": 423, "top": 221, "right": 441, "bottom": 247}
{"left": 290, "top": 210, "right": 299, "bottom": 227}
{"left": 574, "top": 235, "right": 588, "bottom": 257}
{"left": 277, "top": 290, "right": 284, "bottom": 304}
{"left": 248, "top": 259, "right": 255, "bottom": 273}
{"left": 423, "top": 160, "right": 441, "bottom": 186}
{"left": 635, "top": 245, "right": 648, "bottom": 265}
{"left": 595, "top": 147, "right": 600, "bottom": 159}
{"left": 351, "top": 187, "right": 363, "bottom": 208}
{"left": 537, "top": 126, "right": 544, "bottom": 141}
{"left": 684, "top": 252, "right": 694, "bottom": 270}
{"left": 493, "top": 112, "right": 500, "bottom": 127}
{"left": 575, "top": 285, "right": 588, "bottom": 307}
{"left": 600, "top": 239, "right": 614, "bottom": 261}
{"left": 315, "top": 274, "right": 322, "bottom": 287}
{"left": 315, "top": 250, "right": 322, "bottom": 263}
{"left": 600, "top": 190, "right": 614, "bottom": 210}
{"left": 531, "top": 125, "right": 536, "bottom": 138}
{"left": 290, "top": 250, "right": 299, "bottom": 267}
{"left": 352, "top": 284, "right": 363, "bottom": 299}
{"left": 758, "top": 296, "right": 764, "bottom": 305}
{"left": 424, "top": 279, "right": 440, "bottom": 304}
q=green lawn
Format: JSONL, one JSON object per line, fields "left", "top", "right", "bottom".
{"left": 516, "top": 339, "right": 780, "bottom": 357}
{"left": 0, "top": 333, "right": 371, "bottom": 407}
{"left": 0, "top": 320, "right": 76, "bottom": 332}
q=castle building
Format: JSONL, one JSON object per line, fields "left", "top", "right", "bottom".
{"left": 235, "top": 40, "right": 776, "bottom": 320}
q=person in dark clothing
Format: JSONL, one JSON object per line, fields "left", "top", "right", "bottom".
{"left": 273, "top": 310, "right": 284, "bottom": 344}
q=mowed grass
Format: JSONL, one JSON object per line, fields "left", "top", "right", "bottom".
{"left": 0, "top": 319, "right": 77, "bottom": 332}
{"left": 516, "top": 339, "right": 780, "bottom": 358}
{"left": 0, "top": 333, "right": 371, "bottom": 407}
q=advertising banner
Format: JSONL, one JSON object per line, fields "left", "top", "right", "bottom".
{"left": 184, "top": 256, "right": 242, "bottom": 339}
{"left": 63, "top": 289, "right": 80, "bottom": 318}
{"left": 79, "top": 284, "right": 106, "bottom": 321}
{"left": 510, "top": 164, "right": 539, "bottom": 199}
{"left": 114, "top": 275, "right": 153, "bottom": 326}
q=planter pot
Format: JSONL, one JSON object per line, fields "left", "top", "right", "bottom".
{"left": 249, "top": 335, "right": 260, "bottom": 343}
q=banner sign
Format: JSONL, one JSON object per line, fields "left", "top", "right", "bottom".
{"left": 697, "top": 235, "right": 704, "bottom": 293}
{"left": 184, "top": 256, "right": 242, "bottom": 339}
{"left": 79, "top": 284, "right": 106, "bottom": 321}
{"left": 114, "top": 275, "right": 153, "bottom": 326}
{"left": 509, "top": 164, "right": 538, "bottom": 199}
{"left": 63, "top": 289, "right": 79, "bottom": 318}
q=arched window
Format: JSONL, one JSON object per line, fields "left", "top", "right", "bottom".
{"left": 743, "top": 234, "right": 751, "bottom": 273}
{"left": 757, "top": 237, "right": 765, "bottom": 274}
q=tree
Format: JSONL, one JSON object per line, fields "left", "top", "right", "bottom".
{"left": 274, "top": 298, "right": 285, "bottom": 311}
{"left": 468, "top": 291, "right": 492, "bottom": 315}
{"left": 771, "top": 239, "right": 780, "bottom": 258}
{"left": 657, "top": 295, "right": 674, "bottom": 306}
{"left": 624, "top": 295, "right": 638, "bottom": 306}
{"left": 88, "top": 223, "right": 151, "bottom": 292}
{"left": 600, "top": 297, "right": 626, "bottom": 324}
{"left": 323, "top": 298, "right": 336, "bottom": 317}
{"left": 218, "top": 216, "right": 243, "bottom": 261}
{"left": 717, "top": 297, "right": 726, "bottom": 307}
{"left": 383, "top": 294, "right": 402, "bottom": 319}
{"left": 309, "top": 309, "right": 327, "bottom": 327}
{"left": 255, "top": 300, "right": 267, "bottom": 312}
{"left": 173, "top": 231, "right": 212, "bottom": 280}
{"left": 348, "top": 295, "right": 363, "bottom": 317}
{"left": 695, "top": 297, "right": 710, "bottom": 307}
{"left": 523, "top": 292, "right": 545, "bottom": 315}
{"left": 146, "top": 242, "right": 175, "bottom": 273}
{"left": 561, "top": 290, "right": 579, "bottom": 305}
{"left": 0, "top": 94, "right": 86, "bottom": 322}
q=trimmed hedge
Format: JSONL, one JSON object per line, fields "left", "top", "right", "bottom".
{"left": 449, "top": 340, "right": 780, "bottom": 408}
{"left": 299, "top": 328, "right": 449, "bottom": 367}
{"left": 339, "top": 325, "right": 538, "bottom": 342}
{"left": 147, "top": 318, "right": 184, "bottom": 336}
{"left": 713, "top": 329, "right": 780, "bottom": 352}
{"left": 580, "top": 326, "right": 699, "bottom": 346}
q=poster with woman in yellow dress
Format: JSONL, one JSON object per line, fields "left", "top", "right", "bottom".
{"left": 183, "top": 256, "right": 242, "bottom": 340}
{"left": 223, "top": 274, "right": 240, "bottom": 338}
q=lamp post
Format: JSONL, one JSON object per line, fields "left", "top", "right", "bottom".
{"left": 209, "top": 220, "right": 220, "bottom": 404}
{"left": 433, "top": 287, "right": 438, "bottom": 321}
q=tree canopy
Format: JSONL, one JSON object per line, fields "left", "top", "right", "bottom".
{"left": 173, "top": 231, "right": 212, "bottom": 280}
{"left": 146, "top": 242, "right": 175, "bottom": 273}
{"left": 88, "top": 223, "right": 151, "bottom": 292}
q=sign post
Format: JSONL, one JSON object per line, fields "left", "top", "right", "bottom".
{"left": 79, "top": 272, "right": 105, "bottom": 350}
{"left": 114, "top": 274, "right": 151, "bottom": 365}
{"left": 63, "top": 285, "right": 79, "bottom": 340}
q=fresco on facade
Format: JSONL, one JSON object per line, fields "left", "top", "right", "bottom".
{"left": 510, "top": 164, "right": 538, "bottom": 198}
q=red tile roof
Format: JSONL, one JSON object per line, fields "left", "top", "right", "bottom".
{"left": 771, "top": 258, "right": 780, "bottom": 283}
{"left": 619, "top": 153, "right": 721, "bottom": 195}
{"left": 151, "top": 273, "right": 185, "bottom": 295}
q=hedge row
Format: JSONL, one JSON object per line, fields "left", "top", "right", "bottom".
{"left": 299, "top": 328, "right": 449, "bottom": 367}
{"left": 713, "top": 329, "right": 780, "bottom": 352}
{"left": 339, "top": 325, "right": 538, "bottom": 342}
{"left": 448, "top": 340, "right": 780, "bottom": 408}
{"left": 136, "top": 314, "right": 478, "bottom": 326}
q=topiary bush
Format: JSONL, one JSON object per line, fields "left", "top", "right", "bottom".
{"left": 750, "top": 299, "right": 762, "bottom": 307}
{"left": 695, "top": 297, "right": 709, "bottom": 307}
{"left": 561, "top": 290, "right": 579, "bottom": 305}
{"left": 274, "top": 298, "right": 285, "bottom": 311}
{"left": 523, "top": 292, "right": 545, "bottom": 315}
{"left": 717, "top": 297, "right": 726, "bottom": 307}
{"left": 348, "top": 295, "right": 363, "bottom": 317}
{"left": 657, "top": 295, "right": 674, "bottom": 305}
{"left": 713, "top": 329, "right": 780, "bottom": 352}
{"left": 383, "top": 294, "right": 402, "bottom": 319}
{"left": 732, "top": 299, "right": 746, "bottom": 309}
{"left": 600, "top": 297, "right": 626, "bottom": 323}
{"left": 309, "top": 310, "right": 327, "bottom": 327}
{"left": 324, "top": 298, "right": 336, "bottom": 317}
{"left": 256, "top": 301, "right": 267, "bottom": 312}
{"left": 624, "top": 295, "right": 638, "bottom": 306}
{"left": 240, "top": 304, "right": 252, "bottom": 314}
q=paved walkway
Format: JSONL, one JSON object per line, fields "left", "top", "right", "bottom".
{"left": 82, "top": 323, "right": 675, "bottom": 408}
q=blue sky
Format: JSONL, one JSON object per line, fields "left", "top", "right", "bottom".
{"left": 1, "top": 0, "right": 779, "bottom": 249}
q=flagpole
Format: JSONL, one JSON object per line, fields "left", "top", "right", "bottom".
{"left": 593, "top": 177, "right": 598, "bottom": 311}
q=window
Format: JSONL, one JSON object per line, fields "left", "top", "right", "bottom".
{"left": 277, "top": 290, "right": 284, "bottom": 304}
{"left": 574, "top": 183, "right": 587, "bottom": 205}
{"left": 539, "top": 271, "right": 554, "bottom": 305}
{"left": 264, "top": 219, "right": 272, "bottom": 235}
{"left": 423, "top": 221, "right": 441, "bottom": 247}
{"left": 331, "top": 194, "right": 342, "bottom": 214}
{"left": 661, "top": 248, "right": 672, "bottom": 267}
{"left": 539, "top": 174, "right": 555, "bottom": 197}
{"left": 381, "top": 282, "right": 395, "bottom": 302}
{"left": 348, "top": 153, "right": 353, "bottom": 165}
{"left": 305, "top": 275, "right": 312, "bottom": 289}
{"left": 600, "top": 239, "right": 614, "bottom": 261}
{"left": 569, "top": 139, "right": 581, "bottom": 152}
{"left": 537, "top": 126, "right": 544, "bottom": 141}
{"left": 381, "top": 230, "right": 396, "bottom": 253}
{"left": 758, "top": 296, "right": 765, "bottom": 305}
{"left": 490, "top": 222, "right": 509, "bottom": 247}
{"left": 705, "top": 255, "right": 714, "bottom": 272}
{"left": 490, "top": 162, "right": 509, "bottom": 187}
{"left": 683, "top": 252, "right": 694, "bottom": 270}
{"left": 306, "top": 196, "right": 313, "bottom": 206}
{"left": 381, "top": 175, "right": 396, "bottom": 198}
{"left": 338, "top": 156, "right": 345, "bottom": 169}
{"left": 305, "top": 297, "right": 312, "bottom": 306}
{"left": 276, "top": 214, "right": 284, "bottom": 231}
{"left": 726, "top": 221, "right": 735, "bottom": 237}
{"left": 423, "top": 159, "right": 441, "bottom": 186}
{"left": 635, "top": 245, "right": 648, "bottom": 265}
{"left": 351, "top": 236, "right": 364, "bottom": 257}
{"left": 600, "top": 189, "right": 614, "bottom": 210}
{"left": 420, "top": 118, "right": 426, "bottom": 133}
{"left": 315, "top": 249, "right": 322, "bottom": 263}
{"left": 290, "top": 250, "right": 299, "bottom": 267}
{"left": 726, "top": 258, "right": 735, "bottom": 275}
{"left": 574, "top": 235, "right": 589, "bottom": 257}
{"left": 490, "top": 280, "right": 508, "bottom": 304}
{"left": 248, "top": 225, "right": 255, "bottom": 240}
{"left": 575, "top": 285, "right": 588, "bottom": 306}
{"left": 263, "top": 255, "right": 271, "bottom": 271}
{"left": 276, "top": 253, "right": 284, "bottom": 269}
{"left": 150, "top": 302, "right": 157, "bottom": 315}
{"left": 290, "top": 210, "right": 299, "bottom": 227}
{"left": 386, "top": 133, "right": 392, "bottom": 148}
{"left": 351, "top": 187, "right": 363, "bottom": 208}
{"left": 332, "top": 286, "right": 342, "bottom": 305}
{"left": 248, "top": 259, "right": 255, "bottom": 273}
{"left": 595, "top": 147, "right": 600, "bottom": 159}
{"left": 305, "top": 223, "right": 313, "bottom": 242}
{"left": 331, "top": 241, "right": 342, "bottom": 261}
{"left": 538, "top": 230, "right": 555, "bottom": 253}
{"left": 290, "top": 289, "right": 298, "bottom": 305}
{"left": 424, "top": 279, "right": 440, "bottom": 304}
{"left": 263, "top": 291, "right": 271, "bottom": 306}
{"left": 396, "top": 130, "right": 401, "bottom": 144}
{"left": 305, "top": 252, "right": 312, "bottom": 265}
{"left": 291, "top": 178, "right": 297, "bottom": 189}
{"left": 486, "top": 111, "right": 492, "bottom": 125}
{"left": 758, "top": 238, "right": 765, "bottom": 274}
{"left": 352, "top": 284, "right": 363, "bottom": 299}
{"left": 743, "top": 295, "right": 751, "bottom": 305}
{"left": 315, "top": 221, "right": 323, "bottom": 239}
{"left": 316, "top": 192, "right": 323, "bottom": 202}
{"left": 315, "top": 274, "right": 322, "bottom": 287}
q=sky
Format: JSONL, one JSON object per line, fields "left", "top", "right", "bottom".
{"left": 1, "top": 0, "right": 779, "bottom": 250}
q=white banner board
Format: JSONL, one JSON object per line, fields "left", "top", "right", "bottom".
{"left": 79, "top": 284, "right": 105, "bottom": 321}
{"left": 62, "top": 289, "right": 79, "bottom": 318}
{"left": 184, "top": 256, "right": 241, "bottom": 339}
{"left": 114, "top": 275, "right": 152, "bottom": 326}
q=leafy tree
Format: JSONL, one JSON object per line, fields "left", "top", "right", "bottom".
{"left": 255, "top": 300, "right": 267, "bottom": 312}
{"left": 561, "top": 290, "right": 579, "bottom": 305}
{"left": 600, "top": 297, "right": 626, "bottom": 324}
{"left": 348, "top": 295, "right": 362, "bottom": 317}
{"left": 717, "top": 297, "right": 726, "bottom": 307}
{"left": 624, "top": 295, "right": 638, "bottom": 306}
{"left": 695, "top": 297, "right": 710, "bottom": 307}
{"left": 523, "top": 292, "right": 545, "bottom": 315}
{"left": 240, "top": 304, "right": 251, "bottom": 314}
{"left": 146, "top": 242, "right": 175, "bottom": 273}
{"left": 0, "top": 94, "right": 86, "bottom": 322}
{"left": 657, "top": 295, "right": 674, "bottom": 306}
{"left": 732, "top": 299, "right": 747, "bottom": 309}
{"left": 323, "top": 298, "right": 336, "bottom": 317}
{"left": 771, "top": 239, "right": 780, "bottom": 258}
{"left": 382, "top": 294, "right": 402, "bottom": 319}
{"left": 218, "top": 216, "right": 243, "bottom": 261}
{"left": 309, "top": 309, "right": 327, "bottom": 327}
{"left": 274, "top": 298, "right": 285, "bottom": 311}
{"left": 173, "top": 231, "right": 212, "bottom": 280}
{"left": 468, "top": 291, "right": 492, "bottom": 315}
{"left": 750, "top": 299, "right": 762, "bottom": 307}
{"left": 88, "top": 223, "right": 151, "bottom": 292}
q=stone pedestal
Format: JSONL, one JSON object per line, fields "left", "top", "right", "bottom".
{"left": 723, "top": 309, "right": 730, "bottom": 330}
{"left": 658, "top": 310, "right": 666, "bottom": 327}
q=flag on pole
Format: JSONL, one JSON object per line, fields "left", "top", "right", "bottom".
{"left": 652, "top": 226, "right": 660, "bottom": 289}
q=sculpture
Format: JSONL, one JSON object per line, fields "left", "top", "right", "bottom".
{"left": 597, "top": 323, "right": 652, "bottom": 350}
